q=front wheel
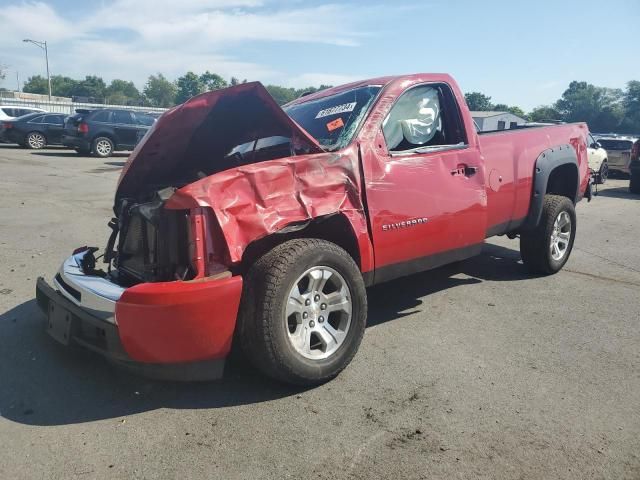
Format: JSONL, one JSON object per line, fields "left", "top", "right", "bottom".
{"left": 238, "top": 239, "right": 367, "bottom": 385}
{"left": 596, "top": 162, "right": 608, "bottom": 184}
{"left": 520, "top": 195, "right": 577, "bottom": 274}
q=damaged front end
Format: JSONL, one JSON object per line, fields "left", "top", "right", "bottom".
{"left": 36, "top": 81, "right": 350, "bottom": 378}
{"left": 107, "top": 188, "right": 195, "bottom": 285}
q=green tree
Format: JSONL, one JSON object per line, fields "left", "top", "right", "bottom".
{"left": 493, "top": 103, "right": 526, "bottom": 118}
{"left": 200, "top": 71, "right": 227, "bottom": 91}
{"left": 23, "top": 75, "right": 49, "bottom": 95}
{"left": 175, "top": 71, "right": 204, "bottom": 103}
{"left": 106, "top": 79, "right": 140, "bottom": 104}
{"left": 144, "top": 73, "right": 177, "bottom": 107}
{"left": 554, "top": 81, "right": 624, "bottom": 132}
{"left": 266, "top": 85, "right": 298, "bottom": 105}
{"left": 51, "top": 76, "right": 78, "bottom": 97}
{"left": 620, "top": 80, "right": 640, "bottom": 133}
{"left": 528, "top": 105, "right": 562, "bottom": 122}
{"left": 464, "top": 92, "right": 493, "bottom": 111}
{"left": 73, "top": 75, "right": 107, "bottom": 100}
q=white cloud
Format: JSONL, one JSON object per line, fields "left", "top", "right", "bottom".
{"left": 285, "top": 73, "right": 363, "bottom": 88}
{"left": 0, "top": 0, "right": 370, "bottom": 90}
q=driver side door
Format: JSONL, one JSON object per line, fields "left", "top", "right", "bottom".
{"left": 361, "top": 83, "right": 487, "bottom": 283}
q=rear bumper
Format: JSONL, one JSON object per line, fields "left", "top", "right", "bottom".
{"left": 62, "top": 135, "right": 90, "bottom": 150}
{"left": 36, "top": 252, "right": 244, "bottom": 380}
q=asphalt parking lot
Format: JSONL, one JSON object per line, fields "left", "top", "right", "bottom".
{"left": 0, "top": 144, "right": 639, "bottom": 480}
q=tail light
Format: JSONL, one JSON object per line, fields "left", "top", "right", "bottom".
{"left": 77, "top": 122, "right": 89, "bottom": 134}
{"left": 2, "top": 123, "right": 12, "bottom": 129}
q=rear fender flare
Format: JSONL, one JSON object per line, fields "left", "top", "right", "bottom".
{"left": 522, "top": 144, "right": 579, "bottom": 230}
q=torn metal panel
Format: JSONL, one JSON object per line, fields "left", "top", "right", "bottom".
{"left": 166, "top": 144, "right": 369, "bottom": 264}
{"left": 116, "top": 82, "right": 323, "bottom": 201}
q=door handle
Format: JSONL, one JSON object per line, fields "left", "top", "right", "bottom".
{"left": 451, "top": 164, "right": 478, "bottom": 177}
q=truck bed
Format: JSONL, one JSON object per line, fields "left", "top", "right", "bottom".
{"left": 478, "top": 123, "right": 590, "bottom": 235}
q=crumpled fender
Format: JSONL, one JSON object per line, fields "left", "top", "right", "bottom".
{"left": 115, "top": 82, "right": 323, "bottom": 201}
{"left": 165, "top": 143, "right": 374, "bottom": 272}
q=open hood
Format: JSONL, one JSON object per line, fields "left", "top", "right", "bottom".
{"left": 116, "top": 82, "right": 323, "bottom": 200}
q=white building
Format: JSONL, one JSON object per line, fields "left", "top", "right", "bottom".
{"left": 471, "top": 111, "right": 527, "bottom": 132}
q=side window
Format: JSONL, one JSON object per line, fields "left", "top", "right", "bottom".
{"left": 497, "top": 121, "right": 506, "bottom": 130}
{"left": 29, "top": 115, "right": 45, "bottom": 123}
{"left": 112, "top": 110, "right": 134, "bottom": 125}
{"left": 43, "top": 114, "right": 64, "bottom": 124}
{"left": 382, "top": 84, "right": 466, "bottom": 152}
{"left": 134, "top": 113, "right": 155, "bottom": 126}
{"left": 91, "top": 111, "right": 111, "bottom": 123}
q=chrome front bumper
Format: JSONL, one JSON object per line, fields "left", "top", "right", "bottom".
{"left": 52, "top": 251, "right": 125, "bottom": 324}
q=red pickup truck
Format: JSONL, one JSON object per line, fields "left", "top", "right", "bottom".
{"left": 36, "top": 74, "right": 592, "bottom": 384}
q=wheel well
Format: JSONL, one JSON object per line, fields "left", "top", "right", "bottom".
{"left": 546, "top": 163, "right": 578, "bottom": 201}
{"left": 238, "top": 214, "right": 361, "bottom": 274}
{"left": 92, "top": 134, "right": 115, "bottom": 145}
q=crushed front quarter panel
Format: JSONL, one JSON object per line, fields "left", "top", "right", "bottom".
{"left": 165, "top": 143, "right": 372, "bottom": 268}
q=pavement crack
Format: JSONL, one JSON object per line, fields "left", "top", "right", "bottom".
{"left": 574, "top": 246, "right": 640, "bottom": 274}
{"left": 563, "top": 268, "right": 640, "bottom": 287}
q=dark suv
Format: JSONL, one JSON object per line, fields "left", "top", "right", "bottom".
{"left": 62, "top": 108, "right": 157, "bottom": 158}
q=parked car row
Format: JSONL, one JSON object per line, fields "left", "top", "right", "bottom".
{"left": 0, "top": 107, "right": 158, "bottom": 157}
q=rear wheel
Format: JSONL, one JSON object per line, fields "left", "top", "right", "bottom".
{"left": 520, "top": 194, "right": 576, "bottom": 274}
{"left": 92, "top": 137, "right": 113, "bottom": 158}
{"left": 238, "top": 238, "right": 367, "bottom": 385}
{"left": 26, "top": 131, "right": 46, "bottom": 149}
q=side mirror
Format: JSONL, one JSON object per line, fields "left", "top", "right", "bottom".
{"left": 596, "top": 142, "right": 602, "bottom": 149}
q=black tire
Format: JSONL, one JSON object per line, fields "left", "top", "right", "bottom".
{"left": 238, "top": 238, "right": 367, "bottom": 385}
{"left": 520, "top": 194, "right": 577, "bottom": 275}
{"left": 92, "top": 137, "right": 114, "bottom": 158}
{"left": 596, "top": 161, "right": 608, "bottom": 184}
{"left": 25, "top": 131, "right": 46, "bottom": 150}
{"left": 630, "top": 173, "right": 640, "bottom": 194}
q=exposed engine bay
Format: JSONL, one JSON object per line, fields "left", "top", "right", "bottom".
{"left": 107, "top": 188, "right": 194, "bottom": 285}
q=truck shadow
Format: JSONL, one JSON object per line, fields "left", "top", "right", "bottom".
{"left": 0, "top": 244, "right": 527, "bottom": 427}
{"left": 595, "top": 187, "right": 639, "bottom": 200}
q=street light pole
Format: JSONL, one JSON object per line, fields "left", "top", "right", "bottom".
{"left": 23, "top": 39, "right": 51, "bottom": 100}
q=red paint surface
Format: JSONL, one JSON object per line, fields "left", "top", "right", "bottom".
{"left": 111, "top": 73, "right": 590, "bottom": 364}
{"left": 115, "top": 276, "right": 243, "bottom": 363}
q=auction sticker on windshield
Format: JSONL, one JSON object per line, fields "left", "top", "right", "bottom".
{"left": 315, "top": 102, "right": 357, "bottom": 119}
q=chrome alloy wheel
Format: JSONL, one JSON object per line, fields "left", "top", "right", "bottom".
{"left": 28, "top": 132, "right": 46, "bottom": 149}
{"left": 96, "top": 139, "right": 112, "bottom": 156}
{"left": 550, "top": 211, "right": 572, "bottom": 261}
{"left": 285, "top": 266, "right": 352, "bottom": 360}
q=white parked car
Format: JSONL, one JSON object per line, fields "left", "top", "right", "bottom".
{"left": 0, "top": 105, "right": 46, "bottom": 122}
{"left": 595, "top": 136, "right": 638, "bottom": 175}
{"left": 586, "top": 133, "right": 608, "bottom": 184}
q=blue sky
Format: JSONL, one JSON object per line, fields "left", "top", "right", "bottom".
{"left": 1, "top": 0, "right": 638, "bottom": 110}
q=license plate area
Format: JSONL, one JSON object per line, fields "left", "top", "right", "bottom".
{"left": 47, "top": 302, "right": 73, "bottom": 346}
